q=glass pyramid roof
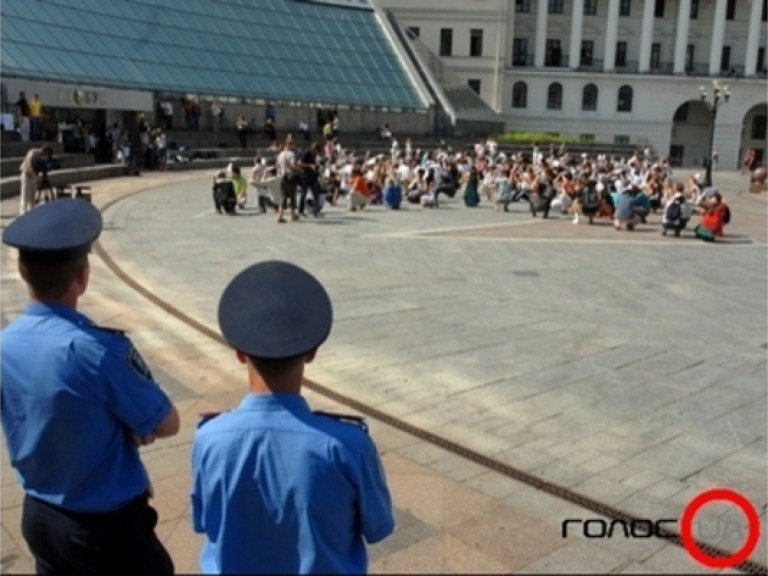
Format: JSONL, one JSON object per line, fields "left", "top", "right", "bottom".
{"left": 0, "top": 0, "right": 427, "bottom": 109}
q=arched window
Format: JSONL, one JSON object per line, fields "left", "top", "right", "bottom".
{"left": 512, "top": 81, "right": 528, "bottom": 109}
{"left": 582, "top": 83, "right": 598, "bottom": 111}
{"left": 512, "top": 82, "right": 528, "bottom": 108}
{"left": 617, "top": 85, "right": 633, "bottom": 112}
{"left": 547, "top": 82, "right": 563, "bottom": 110}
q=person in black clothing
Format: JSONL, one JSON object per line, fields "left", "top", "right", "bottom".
{"left": 297, "top": 143, "right": 325, "bottom": 217}
{"left": 236, "top": 116, "right": 249, "bottom": 149}
{"left": 263, "top": 118, "right": 277, "bottom": 147}
{"left": 212, "top": 171, "right": 237, "bottom": 215}
{"left": 16, "top": 91, "right": 30, "bottom": 142}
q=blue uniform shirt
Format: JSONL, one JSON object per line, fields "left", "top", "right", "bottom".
{"left": 1, "top": 302, "right": 173, "bottom": 512}
{"left": 191, "top": 393, "right": 395, "bottom": 574}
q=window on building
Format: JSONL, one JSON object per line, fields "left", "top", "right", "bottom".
{"left": 650, "top": 42, "right": 661, "bottom": 68}
{"left": 686, "top": 44, "right": 695, "bottom": 73}
{"left": 726, "top": 0, "right": 736, "bottom": 19}
{"left": 669, "top": 145, "right": 684, "bottom": 165}
{"left": 690, "top": 0, "right": 699, "bottom": 18}
{"left": 547, "top": 82, "right": 563, "bottom": 110}
{"left": 584, "top": 0, "right": 597, "bottom": 15}
{"left": 581, "top": 40, "right": 594, "bottom": 66}
{"left": 582, "top": 83, "right": 598, "bottom": 111}
{"left": 440, "top": 28, "right": 453, "bottom": 56}
{"left": 721, "top": 46, "right": 731, "bottom": 72}
{"left": 468, "top": 79, "right": 481, "bottom": 95}
{"left": 655, "top": 0, "right": 665, "bottom": 18}
{"left": 673, "top": 102, "right": 689, "bottom": 122}
{"left": 617, "top": 85, "right": 633, "bottom": 112}
{"left": 620, "top": 0, "right": 631, "bottom": 16}
{"left": 516, "top": 0, "right": 531, "bottom": 13}
{"left": 469, "top": 29, "right": 484, "bottom": 57}
{"left": 763, "top": 0, "right": 767, "bottom": 21}
{"left": 752, "top": 115, "right": 767, "bottom": 140}
{"left": 549, "top": 0, "right": 564, "bottom": 14}
{"left": 758, "top": 47, "right": 766, "bottom": 74}
{"left": 513, "top": 38, "right": 529, "bottom": 66}
{"left": 614, "top": 135, "right": 631, "bottom": 145}
{"left": 616, "top": 42, "right": 628, "bottom": 67}
{"left": 512, "top": 81, "right": 528, "bottom": 108}
{"left": 407, "top": 26, "right": 420, "bottom": 38}
{"left": 545, "top": 39, "right": 562, "bottom": 66}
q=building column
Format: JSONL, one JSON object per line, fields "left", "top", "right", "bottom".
{"left": 708, "top": 0, "right": 727, "bottom": 75}
{"left": 638, "top": 0, "right": 655, "bottom": 72}
{"left": 492, "top": 0, "right": 509, "bottom": 112}
{"left": 505, "top": 0, "right": 516, "bottom": 69}
{"left": 673, "top": 0, "right": 692, "bottom": 74}
{"left": 744, "top": 0, "right": 763, "bottom": 76}
{"left": 569, "top": 0, "right": 584, "bottom": 69}
{"left": 534, "top": 0, "right": 548, "bottom": 68}
{"left": 602, "top": 0, "right": 619, "bottom": 72}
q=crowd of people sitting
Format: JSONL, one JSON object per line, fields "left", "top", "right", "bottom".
{"left": 208, "top": 135, "right": 740, "bottom": 241}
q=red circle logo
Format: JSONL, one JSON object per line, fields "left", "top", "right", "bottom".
{"left": 680, "top": 488, "right": 761, "bottom": 568}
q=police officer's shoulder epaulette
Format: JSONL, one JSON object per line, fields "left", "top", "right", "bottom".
{"left": 197, "top": 411, "right": 226, "bottom": 429}
{"left": 314, "top": 410, "right": 369, "bottom": 433}
{"left": 91, "top": 324, "right": 126, "bottom": 336}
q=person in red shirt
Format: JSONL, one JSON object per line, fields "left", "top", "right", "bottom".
{"left": 694, "top": 191, "right": 729, "bottom": 242}
{"left": 347, "top": 166, "right": 370, "bottom": 212}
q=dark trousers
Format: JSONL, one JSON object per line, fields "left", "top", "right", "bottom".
{"left": 258, "top": 195, "right": 276, "bottom": 213}
{"left": 280, "top": 176, "right": 298, "bottom": 210}
{"left": 529, "top": 195, "right": 552, "bottom": 218}
{"left": 30, "top": 118, "right": 42, "bottom": 141}
{"left": 22, "top": 493, "right": 173, "bottom": 575}
{"left": 298, "top": 172, "right": 323, "bottom": 215}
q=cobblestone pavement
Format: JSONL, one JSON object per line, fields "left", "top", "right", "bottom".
{"left": 2, "top": 169, "right": 766, "bottom": 574}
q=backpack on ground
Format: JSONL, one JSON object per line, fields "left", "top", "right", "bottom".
{"left": 581, "top": 182, "right": 600, "bottom": 210}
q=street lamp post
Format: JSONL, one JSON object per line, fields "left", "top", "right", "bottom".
{"left": 699, "top": 80, "right": 730, "bottom": 187}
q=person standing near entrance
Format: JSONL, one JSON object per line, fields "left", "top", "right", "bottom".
{"left": 1, "top": 200, "right": 181, "bottom": 575}
{"left": 28, "top": 94, "right": 43, "bottom": 141}
{"left": 16, "top": 91, "right": 30, "bottom": 142}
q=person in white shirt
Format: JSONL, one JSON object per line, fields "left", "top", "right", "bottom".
{"left": 275, "top": 140, "right": 299, "bottom": 223}
{"left": 161, "top": 99, "right": 173, "bottom": 130}
{"left": 396, "top": 161, "right": 411, "bottom": 185}
{"left": 155, "top": 130, "right": 167, "bottom": 171}
{"left": 210, "top": 100, "right": 223, "bottom": 133}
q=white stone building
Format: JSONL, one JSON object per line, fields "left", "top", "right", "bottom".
{"left": 380, "top": 0, "right": 767, "bottom": 167}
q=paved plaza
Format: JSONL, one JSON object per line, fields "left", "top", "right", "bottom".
{"left": 2, "top": 169, "right": 766, "bottom": 574}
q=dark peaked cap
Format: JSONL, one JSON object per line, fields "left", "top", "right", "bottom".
{"left": 3, "top": 199, "right": 102, "bottom": 261}
{"left": 218, "top": 261, "right": 333, "bottom": 359}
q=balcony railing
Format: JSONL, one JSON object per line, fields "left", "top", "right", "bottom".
{"left": 503, "top": 57, "right": 758, "bottom": 78}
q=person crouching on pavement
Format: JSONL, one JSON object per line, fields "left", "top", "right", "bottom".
{"left": 212, "top": 171, "right": 237, "bottom": 215}
{"left": 660, "top": 181, "right": 692, "bottom": 237}
{"left": 694, "top": 190, "right": 729, "bottom": 242}
{"left": 614, "top": 186, "right": 640, "bottom": 231}
{"left": 347, "top": 165, "right": 371, "bottom": 212}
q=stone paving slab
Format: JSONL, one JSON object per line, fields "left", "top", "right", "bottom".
{"left": 1, "top": 170, "right": 766, "bottom": 573}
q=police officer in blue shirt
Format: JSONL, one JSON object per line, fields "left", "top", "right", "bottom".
{"left": 192, "top": 260, "right": 395, "bottom": 574}
{"left": 1, "top": 199, "right": 180, "bottom": 575}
